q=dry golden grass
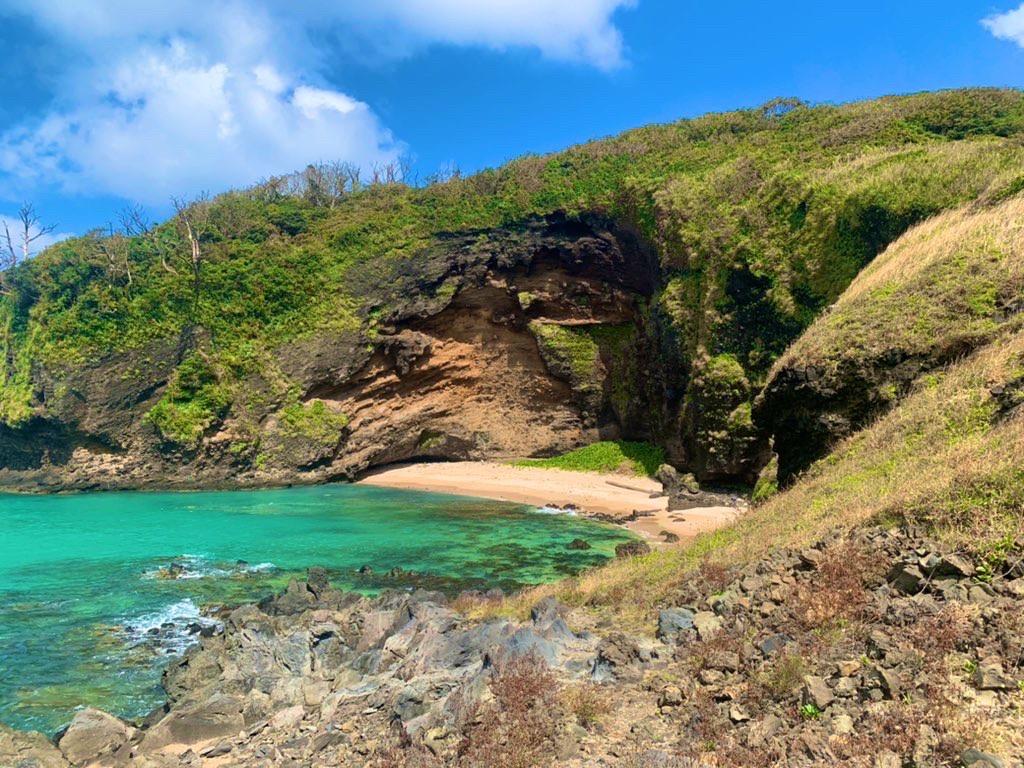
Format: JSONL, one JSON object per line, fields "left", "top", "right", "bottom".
{"left": 773, "top": 192, "right": 1024, "bottom": 373}
{"left": 464, "top": 190, "right": 1024, "bottom": 633}
{"left": 473, "top": 321, "right": 1023, "bottom": 633}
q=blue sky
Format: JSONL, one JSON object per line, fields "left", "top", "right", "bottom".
{"left": 1, "top": 1, "right": 1023, "bottom": 243}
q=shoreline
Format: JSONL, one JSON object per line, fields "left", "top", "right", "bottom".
{"left": 357, "top": 460, "right": 743, "bottom": 545}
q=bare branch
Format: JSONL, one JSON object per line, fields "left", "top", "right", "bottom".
{"left": 119, "top": 204, "right": 151, "bottom": 237}
{"left": 1, "top": 202, "right": 56, "bottom": 295}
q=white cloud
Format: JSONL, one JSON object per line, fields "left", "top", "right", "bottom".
{"left": 0, "top": 0, "right": 634, "bottom": 206}
{"left": 336, "top": 0, "right": 636, "bottom": 70}
{"left": 983, "top": 4, "right": 1024, "bottom": 46}
{"left": 10, "top": 0, "right": 635, "bottom": 70}
{"left": 0, "top": 9, "right": 400, "bottom": 204}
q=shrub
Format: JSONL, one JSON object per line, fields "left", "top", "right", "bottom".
{"left": 145, "top": 352, "right": 231, "bottom": 447}
{"left": 762, "top": 653, "right": 809, "bottom": 699}
{"left": 279, "top": 399, "right": 349, "bottom": 445}
{"left": 791, "top": 541, "right": 879, "bottom": 630}
{"left": 562, "top": 682, "right": 613, "bottom": 730}
{"left": 458, "top": 653, "right": 562, "bottom": 768}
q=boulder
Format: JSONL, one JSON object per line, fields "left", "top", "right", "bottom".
{"left": 58, "top": 708, "right": 136, "bottom": 766}
{"left": 936, "top": 554, "right": 975, "bottom": 578}
{"left": 566, "top": 538, "right": 591, "bottom": 550}
{"left": 802, "top": 675, "right": 834, "bottom": 710}
{"left": 657, "top": 685, "right": 684, "bottom": 709}
{"left": 142, "top": 693, "right": 245, "bottom": 750}
{"left": 746, "top": 715, "right": 783, "bottom": 748}
{"left": 692, "top": 611, "right": 722, "bottom": 641}
{"left": 0, "top": 723, "right": 69, "bottom": 768}
{"left": 973, "top": 664, "right": 1016, "bottom": 691}
{"left": 656, "top": 608, "right": 695, "bottom": 641}
{"left": 961, "top": 749, "right": 1005, "bottom": 768}
{"left": 306, "top": 567, "right": 330, "bottom": 596}
{"left": 615, "top": 540, "right": 651, "bottom": 558}
{"left": 887, "top": 563, "right": 925, "bottom": 594}
{"left": 758, "top": 633, "right": 792, "bottom": 657}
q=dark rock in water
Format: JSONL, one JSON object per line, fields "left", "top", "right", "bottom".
{"left": 306, "top": 567, "right": 330, "bottom": 596}
{"left": 615, "top": 540, "right": 651, "bottom": 558}
{"left": 657, "top": 608, "right": 695, "bottom": 642}
{"left": 235, "top": 559, "right": 248, "bottom": 568}
{"left": 186, "top": 622, "right": 202, "bottom": 635}
{"left": 567, "top": 538, "right": 591, "bottom": 550}
{"left": 387, "top": 567, "right": 406, "bottom": 578}
{"left": 357, "top": 565, "right": 374, "bottom": 575}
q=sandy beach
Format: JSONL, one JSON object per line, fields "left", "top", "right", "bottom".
{"left": 357, "top": 461, "right": 742, "bottom": 545}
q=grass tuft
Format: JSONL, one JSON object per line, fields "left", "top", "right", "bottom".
{"left": 512, "top": 440, "right": 666, "bottom": 477}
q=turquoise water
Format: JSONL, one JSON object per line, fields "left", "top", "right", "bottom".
{"left": 0, "top": 484, "right": 630, "bottom": 733}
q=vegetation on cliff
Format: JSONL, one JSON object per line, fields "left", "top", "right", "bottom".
{"left": 2, "top": 88, "right": 1024, "bottom": 484}
{"left": 484, "top": 192, "right": 1024, "bottom": 629}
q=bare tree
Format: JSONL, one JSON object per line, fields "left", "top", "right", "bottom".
{"left": 119, "top": 204, "right": 151, "bottom": 238}
{"left": 98, "top": 204, "right": 154, "bottom": 292}
{"left": 1, "top": 203, "right": 56, "bottom": 294}
{"left": 157, "top": 194, "right": 213, "bottom": 318}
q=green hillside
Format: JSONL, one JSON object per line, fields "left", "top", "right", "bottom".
{"left": 3, "top": 88, "right": 1024, "bottom": 483}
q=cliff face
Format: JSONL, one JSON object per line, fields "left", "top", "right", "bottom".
{"left": 3, "top": 89, "right": 1024, "bottom": 491}
{"left": 0, "top": 215, "right": 673, "bottom": 490}
{"left": 756, "top": 195, "right": 1024, "bottom": 485}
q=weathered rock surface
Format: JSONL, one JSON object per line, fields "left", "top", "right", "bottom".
{"left": 4, "top": 527, "right": 1022, "bottom": 767}
{"left": 58, "top": 708, "right": 136, "bottom": 766}
{"left": 0, "top": 213, "right": 679, "bottom": 493}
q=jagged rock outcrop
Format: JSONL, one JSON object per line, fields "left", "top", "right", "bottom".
{"left": 3, "top": 526, "right": 1021, "bottom": 767}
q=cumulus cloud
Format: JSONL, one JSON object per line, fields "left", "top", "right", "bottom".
{"left": 983, "top": 4, "right": 1024, "bottom": 46}
{"left": 0, "top": 0, "right": 634, "bottom": 205}
{"left": 0, "top": 41, "right": 399, "bottom": 204}
{"left": 337, "top": 0, "right": 636, "bottom": 70}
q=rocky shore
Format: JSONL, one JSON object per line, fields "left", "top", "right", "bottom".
{"left": 3, "top": 526, "right": 1022, "bottom": 767}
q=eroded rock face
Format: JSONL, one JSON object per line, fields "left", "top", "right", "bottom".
{"left": 0, "top": 213, "right": 677, "bottom": 492}
{"left": 755, "top": 354, "right": 931, "bottom": 485}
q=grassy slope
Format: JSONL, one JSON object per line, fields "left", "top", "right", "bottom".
{"left": 4, "top": 89, "right": 1024, "bottom": 452}
{"left": 476, "top": 196, "right": 1024, "bottom": 629}
{"left": 770, "top": 194, "right": 1024, "bottom": 379}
